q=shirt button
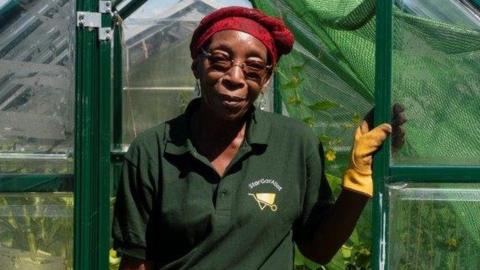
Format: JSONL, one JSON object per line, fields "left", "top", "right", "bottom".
{"left": 220, "top": 190, "right": 228, "bottom": 196}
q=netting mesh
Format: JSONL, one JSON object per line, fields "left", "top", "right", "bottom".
{"left": 392, "top": 10, "right": 480, "bottom": 165}
{"left": 252, "top": 0, "right": 480, "bottom": 268}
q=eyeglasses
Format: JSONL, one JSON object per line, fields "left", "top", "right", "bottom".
{"left": 201, "top": 48, "right": 272, "bottom": 82}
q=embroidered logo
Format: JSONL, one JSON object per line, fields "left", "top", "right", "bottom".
{"left": 247, "top": 178, "right": 282, "bottom": 212}
{"left": 248, "top": 193, "right": 278, "bottom": 212}
{"left": 248, "top": 178, "right": 282, "bottom": 191}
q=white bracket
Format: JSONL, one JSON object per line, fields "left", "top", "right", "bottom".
{"left": 99, "top": 1, "right": 112, "bottom": 14}
{"left": 77, "top": 11, "right": 101, "bottom": 28}
{"left": 99, "top": 27, "right": 113, "bottom": 41}
{"left": 77, "top": 1, "right": 113, "bottom": 41}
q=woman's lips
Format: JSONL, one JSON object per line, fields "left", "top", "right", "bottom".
{"left": 218, "top": 94, "right": 246, "bottom": 108}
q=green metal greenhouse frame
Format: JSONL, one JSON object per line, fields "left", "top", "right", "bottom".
{"left": 0, "top": 0, "right": 478, "bottom": 269}
{"left": 373, "top": 0, "right": 480, "bottom": 269}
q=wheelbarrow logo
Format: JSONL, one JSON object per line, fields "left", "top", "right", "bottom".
{"left": 248, "top": 193, "right": 278, "bottom": 212}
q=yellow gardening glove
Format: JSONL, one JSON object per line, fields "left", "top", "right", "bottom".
{"left": 342, "top": 121, "right": 392, "bottom": 197}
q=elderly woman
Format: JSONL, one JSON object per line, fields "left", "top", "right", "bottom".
{"left": 113, "top": 6, "right": 396, "bottom": 270}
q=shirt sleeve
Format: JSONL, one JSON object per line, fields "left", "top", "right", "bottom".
{"left": 293, "top": 132, "right": 335, "bottom": 243}
{"left": 112, "top": 139, "right": 158, "bottom": 260}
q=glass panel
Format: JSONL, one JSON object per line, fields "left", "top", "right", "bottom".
{"left": 0, "top": 0, "right": 75, "bottom": 173}
{"left": 0, "top": 192, "right": 73, "bottom": 269}
{"left": 388, "top": 183, "right": 480, "bottom": 269}
{"left": 391, "top": 0, "right": 480, "bottom": 165}
{"left": 121, "top": 0, "right": 256, "bottom": 144}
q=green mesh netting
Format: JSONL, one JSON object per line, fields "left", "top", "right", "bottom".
{"left": 251, "top": 0, "right": 480, "bottom": 269}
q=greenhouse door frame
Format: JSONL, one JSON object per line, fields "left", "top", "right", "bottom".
{"left": 74, "top": 0, "right": 113, "bottom": 269}
{"left": 372, "top": 0, "right": 480, "bottom": 269}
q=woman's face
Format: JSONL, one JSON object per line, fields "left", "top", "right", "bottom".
{"left": 194, "top": 30, "right": 271, "bottom": 121}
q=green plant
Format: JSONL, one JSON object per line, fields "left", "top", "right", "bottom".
{"left": 0, "top": 193, "right": 74, "bottom": 269}
{"left": 279, "top": 63, "right": 373, "bottom": 270}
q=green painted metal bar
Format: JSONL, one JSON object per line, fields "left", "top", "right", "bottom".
{"left": 113, "top": 24, "right": 123, "bottom": 147}
{"left": 111, "top": 20, "right": 125, "bottom": 197}
{"left": 389, "top": 166, "right": 480, "bottom": 182}
{"left": 117, "top": 0, "right": 147, "bottom": 19}
{"left": 98, "top": 34, "right": 113, "bottom": 270}
{"left": 0, "top": 174, "right": 73, "bottom": 192}
{"left": 373, "top": 0, "right": 393, "bottom": 269}
{"left": 74, "top": 1, "right": 97, "bottom": 269}
{"left": 74, "top": 0, "right": 112, "bottom": 268}
{"left": 273, "top": 74, "right": 282, "bottom": 114}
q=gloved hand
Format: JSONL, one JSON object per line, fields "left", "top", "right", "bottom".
{"left": 363, "top": 104, "right": 407, "bottom": 152}
{"left": 342, "top": 121, "right": 392, "bottom": 197}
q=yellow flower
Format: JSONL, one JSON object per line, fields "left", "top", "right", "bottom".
{"left": 445, "top": 238, "right": 458, "bottom": 250}
{"left": 109, "top": 249, "right": 121, "bottom": 265}
{"left": 325, "top": 149, "right": 336, "bottom": 161}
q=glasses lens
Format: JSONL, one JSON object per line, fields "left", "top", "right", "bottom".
{"left": 208, "top": 53, "right": 231, "bottom": 71}
{"left": 244, "top": 61, "right": 268, "bottom": 81}
{"left": 204, "top": 50, "right": 269, "bottom": 82}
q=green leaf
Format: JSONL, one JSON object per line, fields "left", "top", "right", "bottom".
{"left": 318, "top": 134, "right": 330, "bottom": 144}
{"left": 308, "top": 101, "right": 338, "bottom": 112}
{"left": 325, "top": 249, "right": 347, "bottom": 270}
{"left": 290, "top": 64, "right": 304, "bottom": 74}
{"left": 349, "top": 228, "right": 360, "bottom": 244}
{"left": 282, "top": 77, "right": 303, "bottom": 90}
{"left": 352, "top": 113, "right": 362, "bottom": 125}
{"left": 302, "top": 117, "right": 315, "bottom": 127}
{"left": 287, "top": 95, "right": 302, "bottom": 106}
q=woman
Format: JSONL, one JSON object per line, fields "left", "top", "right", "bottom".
{"left": 113, "top": 6, "right": 398, "bottom": 270}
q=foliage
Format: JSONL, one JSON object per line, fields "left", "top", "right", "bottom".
{"left": 0, "top": 193, "right": 73, "bottom": 269}
{"left": 279, "top": 62, "right": 373, "bottom": 270}
{"left": 388, "top": 191, "right": 480, "bottom": 269}
{"left": 0, "top": 154, "right": 73, "bottom": 175}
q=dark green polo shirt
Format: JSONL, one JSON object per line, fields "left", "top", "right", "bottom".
{"left": 113, "top": 100, "right": 334, "bottom": 269}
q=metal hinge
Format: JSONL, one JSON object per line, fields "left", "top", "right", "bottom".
{"left": 77, "top": 1, "right": 113, "bottom": 40}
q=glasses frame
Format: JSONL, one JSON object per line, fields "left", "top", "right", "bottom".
{"left": 200, "top": 48, "right": 272, "bottom": 83}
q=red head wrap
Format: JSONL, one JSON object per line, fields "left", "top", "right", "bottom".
{"left": 190, "top": 6, "right": 294, "bottom": 66}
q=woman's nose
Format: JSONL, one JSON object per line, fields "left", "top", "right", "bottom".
{"left": 222, "top": 65, "right": 246, "bottom": 89}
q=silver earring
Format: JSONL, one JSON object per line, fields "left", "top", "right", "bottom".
{"left": 195, "top": 79, "right": 201, "bottom": 97}
{"left": 259, "top": 92, "right": 266, "bottom": 111}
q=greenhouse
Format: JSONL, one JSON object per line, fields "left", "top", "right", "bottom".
{"left": 0, "top": 0, "right": 479, "bottom": 269}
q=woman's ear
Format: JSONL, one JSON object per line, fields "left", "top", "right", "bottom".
{"left": 191, "top": 59, "right": 200, "bottom": 79}
{"left": 262, "top": 77, "right": 272, "bottom": 92}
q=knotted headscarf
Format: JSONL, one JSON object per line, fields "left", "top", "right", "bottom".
{"left": 190, "top": 6, "right": 294, "bottom": 66}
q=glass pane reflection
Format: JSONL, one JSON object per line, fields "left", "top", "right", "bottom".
{"left": 388, "top": 183, "right": 480, "bottom": 269}
{"left": 0, "top": 0, "right": 75, "bottom": 173}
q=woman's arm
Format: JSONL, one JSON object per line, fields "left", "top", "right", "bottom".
{"left": 119, "top": 256, "right": 154, "bottom": 270}
{"left": 296, "top": 189, "right": 369, "bottom": 264}
{"left": 297, "top": 120, "right": 393, "bottom": 264}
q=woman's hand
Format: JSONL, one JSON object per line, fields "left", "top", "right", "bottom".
{"left": 342, "top": 121, "right": 391, "bottom": 197}
{"left": 391, "top": 103, "right": 406, "bottom": 153}
{"left": 342, "top": 103, "right": 406, "bottom": 197}
{"left": 363, "top": 103, "right": 407, "bottom": 152}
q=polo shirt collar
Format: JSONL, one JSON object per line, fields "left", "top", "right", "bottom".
{"left": 245, "top": 106, "right": 271, "bottom": 146}
{"left": 164, "top": 98, "right": 271, "bottom": 155}
{"left": 163, "top": 100, "right": 197, "bottom": 155}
